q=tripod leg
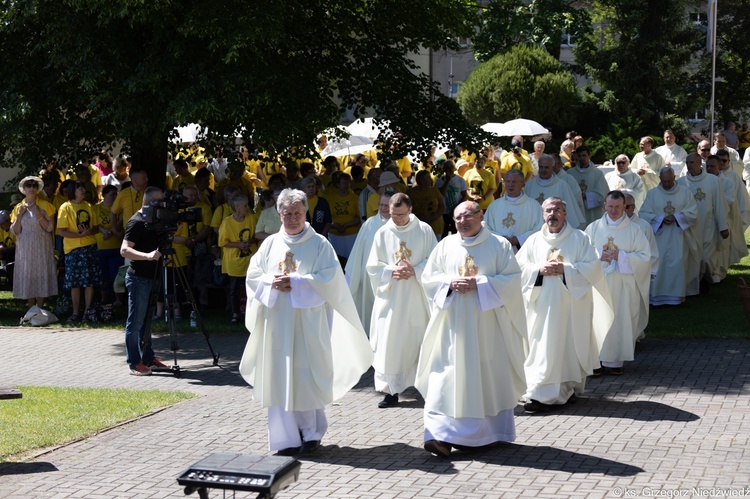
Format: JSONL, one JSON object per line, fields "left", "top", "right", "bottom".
{"left": 174, "top": 265, "right": 220, "bottom": 366}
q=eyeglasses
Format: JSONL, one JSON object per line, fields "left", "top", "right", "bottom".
{"left": 700, "top": 148, "right": 711, "bottom": 152}
{"left": 23, "top": 183, "right": 38, "bottom": 188}
{"left": 453, "top": 210, "right": 480, "bottom": 222}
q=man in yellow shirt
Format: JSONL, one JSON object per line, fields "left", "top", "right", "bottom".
{"left": 111, "top": 166, "right": 149, "bottom": 239}
{"left": 463, "top": 156, "right": 497, "bottom": 211}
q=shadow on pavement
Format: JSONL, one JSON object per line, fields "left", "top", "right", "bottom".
{"left": 0, "top": 461, "right": 58, "bottom": 476}
{"left": 516, "top": 399, "right": 699, "bottom": 422}
{"left": 299, "top": 442, "right": 643, "bottom": 477}
{"left": 463, "top": 443, "right": 644, "bottom": 476}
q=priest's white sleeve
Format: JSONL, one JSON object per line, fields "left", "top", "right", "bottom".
{"left": 289, "top": 274, "right": 326, "bottom": 308}
{"left": 254, "top": 275, "right": 280, "bottom": 308}
{"left": 432, "top": 279, "right": 455, "bottom": 310}
{"left": 616, "top": 250, "right": 633, "bottom": 275}
{"left": 475, "top": 275, "right": 503, "bottom": 312}
{"left": 674, "top": 212, "right": 690, "bottom": 232}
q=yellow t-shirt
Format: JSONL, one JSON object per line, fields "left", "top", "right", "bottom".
{"left": 93, "top": 203, "right": 121, "bottom": 250}
{"left": 366, "top": 192, "right": 380, "bottom": 218}
{"left": 407, "top": 186, "right": 444, "bottom": 236}
{"left": 218, "top": 214, "right": 258, "bottom": 277}
{"left": 57, "top": 201, "right": 98, "bottom": 253}
{"left": 217, "top": 177, "right": 255, "bottom": 205}
{"left": 396, "top": 157, "right": 412, "bottom": 180}
{"left": 325, "top": 190, "right": 360, "bottom": 236}
{"left": 210, "top": 203, "right": 233, "bottom": 230}
{"left": 112, "top": 187, "right": 143, "bottom": 227}
{"left": 0, "top": 226, "right": 17, "bottom": 248}
{"left": 170, "top": 222, "right": 190, "bottom": 268}
{"left": 463, "top": 168, "right": 497, "bottom": 211}
{"left": 500, "top": 150, "right": 533, "bottom": 177}
{"left": 173, "top": 173, "right": 196, "bottom": 191}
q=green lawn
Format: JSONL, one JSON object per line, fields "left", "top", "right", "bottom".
{"left": 0, "top": 290, "right": 248, "bottom": 334}
{"left": 0, "top": 386, "right": 194, "bottom": 461}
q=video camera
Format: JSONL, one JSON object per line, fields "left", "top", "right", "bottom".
{"left": 142, "top": 190, "right": 201, "bottom": 233}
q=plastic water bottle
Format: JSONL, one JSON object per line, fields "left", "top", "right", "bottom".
{"left": 190, "top": 310, "right": 197, "bottom": 328}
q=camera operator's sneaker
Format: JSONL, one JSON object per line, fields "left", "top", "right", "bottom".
{"left": 130, "top": 362, "right": 152, "bottom": 376}
{"left": 148, "top": 358, "right": 168, "bottom": 369}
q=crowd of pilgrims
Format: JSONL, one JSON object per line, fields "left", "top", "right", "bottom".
{"left": 1, "top": 125, "right": 748, "bottom": 328}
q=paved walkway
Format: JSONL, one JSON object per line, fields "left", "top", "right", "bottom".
{"left": 0, "top": 326, "right": 748, "bottom": 498}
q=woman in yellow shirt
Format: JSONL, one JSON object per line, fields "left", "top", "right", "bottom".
{"left": 324, "top": 173, "right": 361, "bottom": 264}
{"left": 219, "top": 195, "right": 258, "bottom": 323}
{"left": 94, "top": 185, "right": 124, "bottom": 307}
{"left": 57, "top": 181, "right": 102, "bottom": 323}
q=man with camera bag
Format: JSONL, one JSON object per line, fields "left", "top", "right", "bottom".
{"left": 120, "top": 186, "right": 168, "bottom": 376}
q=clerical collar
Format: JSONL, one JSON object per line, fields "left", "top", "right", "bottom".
{"left": 546, "top": 222, "right": 568, "bottom": 239}
{"left": 606, "top": 213, "right": 625, "bottom": 226}
{"left": 285, "top": 225, "right": 308, "bottom": 241}
{"left": 506, "top": 193, "right": 522, "bottom": 202}
{"left": 538, "top": 176, "right": 554, "bottom": 186}
{"left": 579, "top": 162, "right": 591, "bottom": 169}
{"left": 461, "top": 226, "right": 483, "bottom": 244}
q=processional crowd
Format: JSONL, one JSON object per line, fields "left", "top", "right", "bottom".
{"left": 1, "top": 126, "right": 748, "bottom": 457}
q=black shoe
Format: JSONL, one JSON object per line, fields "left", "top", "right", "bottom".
{"left": 592, "top": 365, "right": 604, "bottom": 376}
{"left": 378, "top": 393, "right": 399, "bottom": 408}
{"left": 424, "top": 439, "right": 452, "bottom": 458}
{"left": 609, "top": 367, "right": 624, "bottom": 376}
{"left": 523, "top": 399, "right": 554, "bottom": 413}
{"left": 275, "top": 446, "right": 301, "bottom": 456}
{"left": 300, "top": 440, "right": 321, "bottom": 454}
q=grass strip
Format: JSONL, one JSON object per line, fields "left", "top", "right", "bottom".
{"left": 0, "top": 386, "right": 194, "bottom": 461}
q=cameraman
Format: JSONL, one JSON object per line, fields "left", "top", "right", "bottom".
{"left": 120, "top": 186, "right": 168, "bottom": 376}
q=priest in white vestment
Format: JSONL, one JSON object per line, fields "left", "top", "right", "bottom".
{"left": 553, "top": 153, "right": 585, "bottom": 216}
{"left": 716, "top": 150, "right": 750, "bottom": 265}
{"left": 516, "top": 197, "right": 613, "bottom": 412}
{"left": 707, "top": 157, "right": 743, "bottom": 280}
{"left": 631, "top": 136, "right": 665, "bottom": 191}
{"left": 678, "top": 154, "right": 729, "bottom": 289}
{"left": 712, "top": 132, "right": 744, "bottom": 179}
{"left": 415, "top": 201, "right": 527, "bottom": 457}
{"left": 585, "top": 191, "right": 651, "bottom": 375}
{"left": 655, "top": 130, "right": 687, "bottom": 176}
{"left": 485, "top": 169, "right": 543, "bottom": 252}
{"left": 605, "top": 155, "right": 646, "bottom": 209}
{"left": 367, "top": 193, "right": 437, "bottom": 408}
{"left": 639, "top": 168, "right": 700, "bottom": 306}
{"left": 568, "top": 146, "right": 608, "bottom": 225}
{"left": 240, "top": 189, "right": 373, "bottom": 455}
{"left": 624, "top": 193, "right": 659, "bottom": 340}
{"left": 345, "top": 192, "right": 392, "bottom": 335}
{"left": 524, "top": 155, "right": 586, "bottom": 229}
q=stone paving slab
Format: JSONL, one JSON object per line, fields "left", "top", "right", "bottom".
{"left": 0, "top": 326, "right": 748, "bottom": 498}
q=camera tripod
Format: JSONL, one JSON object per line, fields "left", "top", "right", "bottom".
{"left": 142, "top": 239, "right": 220, "bottom": 376}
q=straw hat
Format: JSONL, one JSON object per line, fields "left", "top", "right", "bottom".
{"left": 18, "top": 176, "right": 44, "bottom": 193}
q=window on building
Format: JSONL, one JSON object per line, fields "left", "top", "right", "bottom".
{"left": 449, "top": 82, "right": 462, "bottom": 99}
{"left": 561, "top": 32, "right": 576, "bottom": 47}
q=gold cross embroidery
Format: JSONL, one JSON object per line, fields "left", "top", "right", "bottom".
{"left": 394, "top": 240, "right": 412, "bottom": 262}
{"left": 603, "top": 236, "right": 618, "bottom": 251}
{"left": 460, "top": 255, "right": 478, "bottom": 276}
{"left": 502, "top": 212, "right": 516, "bottom": 228}
{"left": 694, "top": 188, "right": 706, "bottom": 202}
{"left": 535, "top": 193, "right": 545, "bottom": 204}
{"left": 580, "top": 180, "right": 588, "bottom": 193}
{"left": 278, "top": 251, "right": 298, "bottom": 274}
{"left": 663, "top": 201, "right": 676, "bottom": 216}
{"left": 547, "top": 248, "right": 564, "bottom": 262}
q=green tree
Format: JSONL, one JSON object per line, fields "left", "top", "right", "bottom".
{"left": 473, "top": 0, "right": 591, "bottom": 61}
{"left": 456, "top": 44, "right": 578, "bottom": 128}
{"left": 705, "top": 0, "right": 750, "bottom": 126}
{"left": 573, "top": 0, "right": 702, "bottom": 131}
{"left": 0, "top": 0, "right": 484, "bottom": 186}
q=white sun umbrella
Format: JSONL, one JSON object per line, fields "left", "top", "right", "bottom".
{"left": 482, "top": 119, "right": 549, "bottom": 137}
{"left": 345, "top": 118, "right": 382, "bottom": 140}
{"left": 173, "top": 123, "right": 206, "bottom": 143}
{"left": 328, "top": 143, "right": 377, "bottom": 157}
{"left": 319, "top": 126, "right": 374, "bottom": 156}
